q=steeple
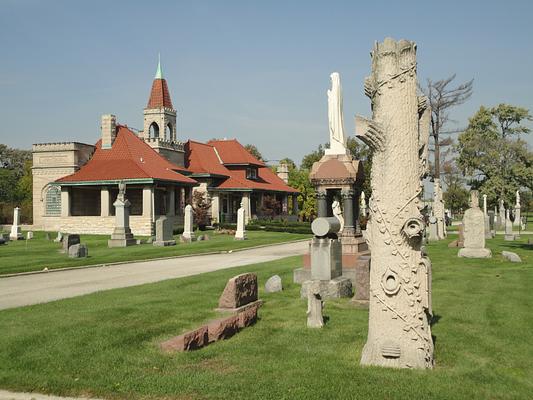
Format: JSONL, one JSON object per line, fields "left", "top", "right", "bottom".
{"left": 143, "top": 55, "right": 177, "bottom": 143}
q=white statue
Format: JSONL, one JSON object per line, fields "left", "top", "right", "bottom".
{"left": 325, "top": 72, "right": 347, "bottom": 155}
{"left": 332, "top": 199, "right": 344, "bottom": 233}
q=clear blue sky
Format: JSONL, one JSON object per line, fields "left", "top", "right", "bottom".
{"left": 1, "top": 0, "right": 532, "bottom": 164}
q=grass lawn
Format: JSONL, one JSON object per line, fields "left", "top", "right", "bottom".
{"left": 0, "top": 235, "right": 532, "bottom": 399}
{"left": 0, "top": 230, "right": 309, "bottom": 276}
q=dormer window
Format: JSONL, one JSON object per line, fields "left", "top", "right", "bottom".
{"left": 246, "top": 167, "right": 258, "bottom": 180}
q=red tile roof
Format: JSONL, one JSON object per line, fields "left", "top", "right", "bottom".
{"left": 185, "top": 140, "right": 298, "bottom": 193}
{"left": 57, "top": 126, "right": 196, "bottom": 184}
{"left": 206, "top": 139, "right": 265, "bottom": 166}
{"left": 146, "top": 78, "right": 173, "bottom": 109}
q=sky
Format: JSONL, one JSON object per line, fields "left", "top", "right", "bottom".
{"left": 1, "top": 0, "right": 532, "bottom": 166}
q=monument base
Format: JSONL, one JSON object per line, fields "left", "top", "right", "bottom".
{"left": 504, "top": 234, "right": 516, "bottom": 241}
{"left": 300, "top": 277, "right": 352, "bottom": 299}
{"left": 153, "top": 240, "right": 176, "bottom": 247}
{"left": 234, "top": 232, "right": 247, "bottom": 240}
{"left": 458, "top": 248, "right": 492, "bottom": 258}
{"left": 9, "top": 234, "right": 24, "bottom": 241}
{"left": 181, "top": 234, "right": 196, "bottom": 242}
{"left": 108, "top": 238, "right": 137, "bottom": 248}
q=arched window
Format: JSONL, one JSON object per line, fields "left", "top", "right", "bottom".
{"left": 149, "top": 122, "right": 160, "bottom": 138}
{"left": 166, "top": 123, "right": 172, "bottom": 141}
{"left": 45, "top": 186, "right": 61, "bottom": 216}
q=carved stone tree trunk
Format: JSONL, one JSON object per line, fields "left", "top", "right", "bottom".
{"left": 355, "top": 38, "right": 434, "bottom": 369}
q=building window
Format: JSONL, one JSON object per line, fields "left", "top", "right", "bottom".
{"left": 45, "top": 186, "right": 61, "bottom": 216}
{"left": 246, "top": 167, "right": 257, "bottom": 180}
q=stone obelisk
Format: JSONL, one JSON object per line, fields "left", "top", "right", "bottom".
{"left": 356, "top": 38, "right": 434, "bottom": 369}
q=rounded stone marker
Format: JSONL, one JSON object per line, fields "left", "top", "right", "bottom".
{"left": 265, "top": 275, "right": 282, "bottom": 293}
{"left": 311, "top": 217, "right": 341, "bottom": 237}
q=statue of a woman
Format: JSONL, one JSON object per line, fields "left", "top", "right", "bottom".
{"left": 326, "top": 72, "right": 347, "bottom": 154}
{"left": 332, "top": 199, "right": 344, "bottom": 233}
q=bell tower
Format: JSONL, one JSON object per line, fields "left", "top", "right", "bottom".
{"left": 142, "top": 55, "right": 184, "bottom": 166}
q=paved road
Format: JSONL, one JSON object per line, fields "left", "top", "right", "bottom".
{"left": 0, "top": 241, "right": 307, "bottom": 311}
{"left": 0, "top": 390, "right": 101, "bottom": 400}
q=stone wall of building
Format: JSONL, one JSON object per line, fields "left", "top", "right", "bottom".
{"left": 32, "top": 142, "right": 95, "bottom": 230}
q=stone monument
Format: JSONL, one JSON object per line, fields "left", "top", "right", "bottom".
{"left": 182, "top": 204, "right": 196, "bottom": 242}
{"left": 355, "top": 38, "right": 433, "bottom": 369}
{"left": 498, "top": 199, "right": 505, "bottom": 229}
{"left": 235, "top": 201, "right": 247, "bottom": 240}
{"left": 483, "top": 194, "right": 491, "bottom": 239}
{"left": 428, "top": 215, "right": 438, "bottom": 241}
{"left": 296, "top": 71, "right": 370, "bottom": 304}
{"left": 514, "top": 190, "right": 521, "bottom": 227}
{"left": 153, "top": 216, "right": 176, "bottom": 246}
{"left": 9, "top": 207, "right": 24, "bottom": 240}
{"left": 331, "top": 198, "right": 344, "bottom": 232}
{"left": 307, "top": 280, "right": 324, "bottom": 328}
{"left": 504, "top": 209, "right": 515, "bottom": 241}
{"left": 433, "top": 179, "right": 446, "bottom": 240}
{"left": 300, "top": 217, "right": 352, "bottom": 298}
{"left": 108, "top": 182, "right": 136, "bottom": 247}
{"left": 458, "top": 191, "right": 492, "bottom": 258}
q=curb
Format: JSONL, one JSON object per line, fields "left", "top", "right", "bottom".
{"left": 0, "top": 238, "right": 309, "bottom": 279}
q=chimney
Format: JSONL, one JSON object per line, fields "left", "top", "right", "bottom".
{"left": 101, "top": 114, "right": 117, "bottom": 149}
{"left": 277, "top": 163, "right": 289, "bottom": 184}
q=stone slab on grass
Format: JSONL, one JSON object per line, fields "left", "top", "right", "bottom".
{"left": 207, "top": 315, "right": 240, "bottom": 343}
{"left": 218, "top": 272, "right": 258, "bottom": 310}
{"left": 265, "top": 275, "right": 282, "bottom": 292}
{"left": 502, "top": 251, "right": 522, "bottom": 263}
{"left": 160, "top": 325, "right": 209, "bottom": 352}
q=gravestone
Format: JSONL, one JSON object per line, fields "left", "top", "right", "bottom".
{"left": 428, "top": 215, "right": 438, "bottom": 241}
{"left": 504, "top": 209, "right": 515, "bottom": 241}
{"left": 355, "top": 38, "right": 433, "bottom": 368}
{"left": 182, "top": 204, "right": 196, "bottom": 242}
{"left": 26, "top": 231, "right": 33, "bottom": 240}
{"left": 307, "top": 280, "right": 324, "bottom": 328}
{"left": 108, "top": 182, "right": 136, "bottom": 247}
{"left": 502, "top": 251, "right": 521, "bottom": 263}
{"left": 265, "top": 275, "right": 282, "bottom": 293}
{"left": 53, "top": 232, "right": 63, "bottom": 243}
{"left": 45, "top": 232, "right": 51, "bottom": 240}
{"left": 68, "top": 243, "right": 88, "bottom": 258}
{"left": 483, "top": 194, "right": 491, "bottom": 239}
{"left": 433, "top": 179, "right": 446, "bottom": 240}
{"left": 0, "top": 237, "right": 5, "bottom": 245}
{"left": 153, "top": 216, "right": 176, "bottom": 246}
{"left": 300, "top": 217, "right": 352, "bottom": 299}
{"left": 514, "top": 190, "right": 521, "bottom": 227}
{"left": 499, "top": 199, "right": 505, "bottom": 229}
{"left": 9, "top": 207, "right": 23, "bottom": 240}
{"left": 62, "top": 234, "right": 80, "bottom": 254}
{"left": 458, "top": 191, "right": 492, "bottom": 258}
{"left": 217, "top": 273, "right": 260, "bottom": 312}
{"left": 235, "top": 202, "right": 247, "bottom": 240}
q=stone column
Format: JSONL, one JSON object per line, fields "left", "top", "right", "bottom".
{"left": 60, "top": 187, "right": 70, "bottom": 217}
{"left": 341, "top": 188, "right": 355, "bottom": 237}
{"left": 142, "top": 186, "right": 152, "bottom": 218}
{"left": 211, "top": 192, "right": 220, "bottom": 224}
{"left": 100, "top": 187, "right": 110, "bottom": 217}
{"left": 355, "top": 38, "right": 433, "bottom": 369}
{"left": 168, "top": 186, "right": 175, "bottom": 217}
{"left": 9, "top": 207, "right": 23, "bottom": 240}
{"left": 316, "top": 190, "right": 327, "bottom": 218}
{"left": 483, "top": 194, "right": 491, "bottom": 239}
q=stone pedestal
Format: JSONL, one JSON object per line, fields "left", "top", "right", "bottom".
{"left": 504, "top": 209, "right": 515, "bottom": 241}
{"left": 235, "top": 206, "right": 247, "bottom": 240}
{"left": 428, "top": 215, "right": 438, "bottom": 241}
{"left": 108, "top": 189, "right": 136, "bottom": 248}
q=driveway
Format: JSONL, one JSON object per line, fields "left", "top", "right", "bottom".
{"left": 0, "top": 240, "right": 307, "bottom": 310}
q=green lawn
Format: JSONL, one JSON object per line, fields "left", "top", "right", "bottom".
{"left": 0, "top": 235, "right": 531, "bottom": 399}
{"left": 0, "top": 230, "right": 309, "bottom": 276}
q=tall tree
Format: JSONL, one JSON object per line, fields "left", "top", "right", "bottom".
{"left": 457, "top": 104, "right": 533, "bottom": 206}
{"left": 420, "top": 75, "right": 473, "bottom": 179}
{"left": 244, "top": 144, "right": 264, "bottom": 161}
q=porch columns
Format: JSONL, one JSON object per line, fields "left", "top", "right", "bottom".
{"left": 168, "top": 187, "right": 175, "bottom": 216}
{"left": 282, "top": 195, "right": 288, "bottom": 214}
{"left": 142, "top": 186, "right": 153, "bottom": 218}
{"left": 241, "top": 192, "right": 251, "bottom": 224}
{"left": 292, "top": 195, "right": 299, "bottom": 216}
{"left": 100, "top": 187, "right": 110, "bottom": 217}
{"left": 60, "top": 186, "right": 70, "bottom": 217}
{"left": 211, "top": 192, "right": 220, "bottom": 224}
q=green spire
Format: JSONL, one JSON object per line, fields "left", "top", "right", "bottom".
{"left": 155, "top": 53, "right": 163, "bottom": 79}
